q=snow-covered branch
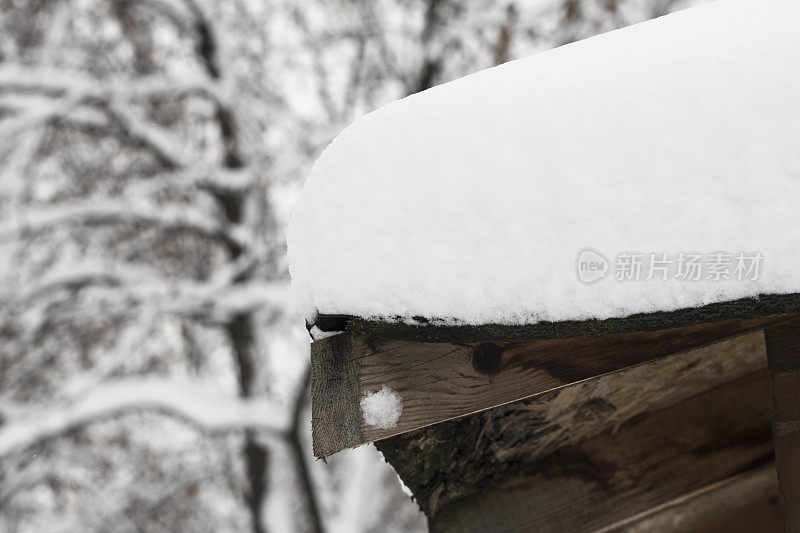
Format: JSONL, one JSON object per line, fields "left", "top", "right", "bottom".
{"left": 103, "top": 102, "right": 193, "bottom": 169}
{"left": 18, "top": 262, "right": 289, "bottom": 323}
{"left": 0, "top": 199, "right": 250, "bottom": 254}
{"left": 0, "top": 65, "right": 224, "bottom": 105}
{"left": 0, "top": 65, "right": 232, "bottom": 171}
{"left": 0, "top": 377, "right": 290, "bottom": 458}
{"left": 148, "top": 164, "right": 257, "bottom": 194}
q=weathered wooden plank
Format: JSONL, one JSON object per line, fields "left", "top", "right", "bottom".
{"left": 378, "top": 331, "right": 769, "bottom": 515}
{"left": 312, "top": 317, "right": 786, "bottom": 457}
{"left": 599, "top": 464, "right": 784, "bottom": 532}
{"left": 426, "top": 370, "right": 774, "bottom": 533}
{"left": 765, "top": 318, "right": 800, "bottom": 532}
{"left": 310, "top": 333, "right": 361, "bottom": 458}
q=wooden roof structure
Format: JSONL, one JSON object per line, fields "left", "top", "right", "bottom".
{"left": 310, "top": 295, "right": 800, "bottom": 532}
{"left": 295, "top": 7, "right": 800, "bottom": 528}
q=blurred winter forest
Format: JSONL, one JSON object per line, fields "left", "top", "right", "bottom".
{"left": 0, "top": 0, "right": 698, "bottom": 531}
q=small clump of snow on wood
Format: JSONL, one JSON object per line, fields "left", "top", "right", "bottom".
{"left": 288, "top": 0, "right": 800, "bottom": 326}
{"left": 360, "top": 386, "right": 403, "bottom": 429}
{"left": 309, "top": 325, "right": 342, "bottom": 340}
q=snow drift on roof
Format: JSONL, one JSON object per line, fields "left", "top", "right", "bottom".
{"left": 288, "top": 0, "right": 800, "bottom": 326}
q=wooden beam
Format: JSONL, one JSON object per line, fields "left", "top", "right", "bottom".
{"left": 312, "top": 317, "right": 787, "bottom": 457}
{"left": 765, "top": 318, "right": 800, "bottom": 532}
{"left": 378, "top": 331, "right": 769, "bottom": 516}
{"left": 426, "top": 370, "right": 775, "bottom": 532}
{"left": 603, "top": 464, "right": 784, "bottom": 533}
{"left": 321, "top": 292, "right": 800, "bottom": 342}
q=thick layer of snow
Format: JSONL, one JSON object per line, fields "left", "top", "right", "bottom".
{"left": 360, "top": 386, "right": 403, "bottom": 429}
{"left": 288, "top": 0, "right": 800, "bottom": 326}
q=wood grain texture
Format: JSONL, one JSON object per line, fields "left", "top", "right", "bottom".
{"left": 310, "top": 333, "right": 361, "bottom": 458}
{"left": 426, "top": 370, "right": 774, "bottom": 533}
{"left": 604, "top": 464, "right": 784, "bottom": 533}
{"left": 311, "top": 318, "right": 786, "bottom": 457}
{"left": 765, "top": 318, "right": 800, "bottom": 532}
{"left": 377, "top": 332, "right": 770, "bottom": 517}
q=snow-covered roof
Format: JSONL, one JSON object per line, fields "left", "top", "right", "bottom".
{"left": 288, "top": 0, "right": 800, "bottom": 326}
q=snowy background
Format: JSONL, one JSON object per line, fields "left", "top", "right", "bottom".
{"left": 0, "top": 1, "right": 700, "bottom": 532}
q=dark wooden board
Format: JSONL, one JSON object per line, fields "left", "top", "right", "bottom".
{"left": 312, "top": 317, "right": 789, "bottom": 457}
{"left": 765, "top": 318, "right": 800, "bottom": 532}
{"left": 604, "top": 464, "right": 784, "bottom": 533}
{"left": 315, "top": 292, "right": 800, "bottom": 342}
{"left": 377, "top": 332, "right": 769, "bottom": 516}
{"left": 422, "top": 370, "right": 775, "bottom": 532}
